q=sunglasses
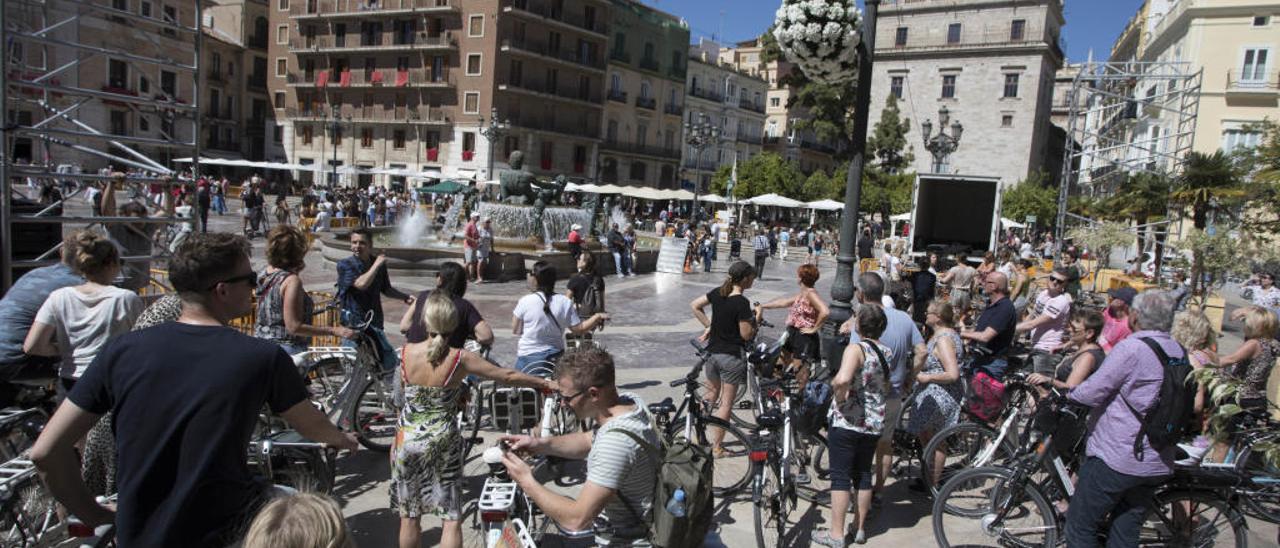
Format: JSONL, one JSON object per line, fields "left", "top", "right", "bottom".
{"left": 558, "top": 385, "right": 596, "bottom": 406}
{"left": 207, "top": 271, "right": 258, "bottom": 291}
{"left": 1050, "top": 277, "right": 1067, "bottom": 284}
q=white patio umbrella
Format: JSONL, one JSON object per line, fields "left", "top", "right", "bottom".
{"left": 806, "top": 199, "right": 844, "bottom": 210}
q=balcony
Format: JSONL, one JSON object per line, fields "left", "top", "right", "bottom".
{"left": 738, "top": 98, "right": 765, "bottom": 114}
{"left": 500, "top": 37, "right": 604, "bottom": 72}
{"left": 638, "top": 57, "right": 659, "bottom": 72}
{"left": 681, "top": 157, "right": 718, "bottom": 171}
{"left": 499, "top": 79, "right": 601, "bottom": 106}
{"left": 287, "top": 68, "right": 453, "bottom": 88}
{"left": 635, "top": 96, "right": 655, "bottom": 110}
{"left": 607, "top": 89, "right": 627, "bottom": 103}
{"left": 601, "top": 140, "right": 679, "bottom": 159}
{"left": 689, "top": 87, "right": 723, "bottom": 103}
{"left": 669, "top": 65, "right": 686, "bottom": 80}
{"left": 736, "top": 133, "right": 762, "bottom": 145}
{"left": 206, "top": 138, "right": 241, "bottom": 152}
{"left": 284, "top": 105, "right": 451, "bottom": 124}
{"left": 247, "top": 74, "right": 268, "bottom": 91}
{"left": 663, "top": 102, "right": 683, "bottom": 116}
{"left": 508, "top": 112, "right": 601, "bottom": 139}
{"left": 208, "top": 71, "right": 224, "bottom": 83}
{"left": 1226, "top": 69, "right": 1279, "bottom": 97}
{"left": 289, "top": 32, "right": 456, "bottom": 54}
{"left": 876, "top": 21, "right": 1050, "bottom": 54}
{"left": 505, "top": 0, "right": 608, "bottom": 38}
{"left": 609, "top": 49, "right": 630, "bottom": 64}
{"left": 291, "top": 0, "right": 458, "bottom": 18}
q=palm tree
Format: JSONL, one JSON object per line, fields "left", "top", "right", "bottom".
{"left": 1115, "top": 172, "right": 1171, "bottom": 274}
{"left": 1173, "top": 150, "right": 1247, "bottom": 292}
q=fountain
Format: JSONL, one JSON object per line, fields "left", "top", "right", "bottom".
{"left": 475, "top": 202, "right": 593, "bottom": 245}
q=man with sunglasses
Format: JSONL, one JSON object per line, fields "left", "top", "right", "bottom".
{"left": 1016, "top": 267, "right": 1074, "bottom": 375}
{"left": 30, "top": 233, "right": 358, "bottom": 548}
{"left": 960, "top": 272, "right": 1018, "bottom": 379}
{"left": 500, "top": 347, "right": 660, "bottom": 546}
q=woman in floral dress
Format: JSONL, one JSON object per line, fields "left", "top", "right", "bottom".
{"left": 392, "top": 293, "right": 554, "bottom": 548}
{"left": 907, "top": 300, "right": 965, "bottom": 489}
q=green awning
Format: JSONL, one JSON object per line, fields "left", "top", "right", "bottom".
{"left": 419, "top": 180, "right": 468, "bottom": 194}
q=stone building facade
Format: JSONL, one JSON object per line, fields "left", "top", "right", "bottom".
{"left": 683, "top": 40, "right": 767, "bottom": 193}
{"left": 868, "top": 0, "right": 1065, "bottom": 187}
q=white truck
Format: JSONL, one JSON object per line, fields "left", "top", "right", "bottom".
{"left": 906, "top": 174, "right": 1005, "bottom": 257}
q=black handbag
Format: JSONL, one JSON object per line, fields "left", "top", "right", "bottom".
{"left": 838, "top": 341, "right": 891, "bottom": 425}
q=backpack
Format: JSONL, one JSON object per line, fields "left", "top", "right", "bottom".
{"left": 578, "top": 278, "right": 605, "bottom": 318}
{"left": 1123, "top": 337, "right": 1196, "bottom": 460}
{"left": 612, "top": 426, "right": 714, "bottom": 548}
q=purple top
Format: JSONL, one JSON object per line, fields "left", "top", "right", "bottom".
{"left": 1068, "top": 330, "right": 1180, "bottom": 477}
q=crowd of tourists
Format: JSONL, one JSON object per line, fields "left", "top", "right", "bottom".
{"left": 2, "top": 177, "right": 1278, "bottom": 547}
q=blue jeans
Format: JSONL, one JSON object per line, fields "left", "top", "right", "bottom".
{"left": 972, "top": 356, "right": 1009, "bottom": 380}
{"left": 828, "top": 427, "right": 879, "bottom": 491}
{"left": 513, "top": 349, "right": 562, "bottom": 375}
{"left": 1065, "top": 457, "right": 1169, "bottom": 548}
{"left": 341, "top": 323, "right": 398, "bottom": 373}
{"left": 702, "top": 247, "right": 713, "bottom": 272}
{"left": 621, "top": 251, "right": 633, "bottom": 275}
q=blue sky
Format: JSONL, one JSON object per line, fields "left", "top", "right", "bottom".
{"left": 643, "top": 0, "right": 1144, "bottom": 62}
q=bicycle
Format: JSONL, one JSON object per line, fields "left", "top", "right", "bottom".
{"left": 1207, "top": 405, "right": 1280, "bottom": 525}
{"left": 0, "top": 457, "right": 64, "bottom": 547}
{"left": 932, "top": 392, "right": 1248, "bottom": 547}
{"left": 319, "top": 311, "right": 400, "bottom": 453}
{"left": 646, "top": 340, "right": 754, "bottom": 497}
{"left": 748, "top": 370, "right": 830, "bottom": 547}
{"left": 247, "top": 411, "right": 339, "bottom": 494}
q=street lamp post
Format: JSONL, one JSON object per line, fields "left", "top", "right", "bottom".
{"left": 329, "top": 104, "right": 341, "bottom": 187}
{"left": 683, "top": 112, "right": 719, "bottom": 226}
{"left": 921, "top": 105, "right": 964, "bottom": 173}
{"left": 477, "top": 106, "right": 510, "bottom": 181}
{"left": 821, "top": 0, "right": 881, "bottom": 369}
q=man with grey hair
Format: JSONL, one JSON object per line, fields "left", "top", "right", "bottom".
{"left": 960, "top": 271, "right": 1018, "bottom": 379}
{"left": 1065, "top": 290, "right": 1181, "bottom": 546}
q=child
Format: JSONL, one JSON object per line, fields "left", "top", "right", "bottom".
{"left": 243, "top": 492, "right": 355, "bottom": 548}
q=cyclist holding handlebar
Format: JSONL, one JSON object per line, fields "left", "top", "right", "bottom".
{"left": 690, "top": 261, "right": 759, "bottom": 458}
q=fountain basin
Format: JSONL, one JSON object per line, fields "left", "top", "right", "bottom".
{"left": 318, "top": 227, "right": 659, "bottom": 281}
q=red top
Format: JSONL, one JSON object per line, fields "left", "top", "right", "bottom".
{"left": 464, "top": 221, "right": 480, "bottom": 249}
{"left": 568, "top": 230, "right": 582, "bottom": 244}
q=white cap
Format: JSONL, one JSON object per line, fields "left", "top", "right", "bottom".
{"left": 471, "top": 212, "right": 480, "bottom": 218}
{"left": 571, "top": 224, "right": 582, "bottom": 230}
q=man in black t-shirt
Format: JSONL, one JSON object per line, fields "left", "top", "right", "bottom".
{"left": 30, "top": 233, "right": 357, "bottom": 548}
{"left": 857, "top": 227, "right": 874, "bottom": 261}
{"left": 960, "top": 272, "right": 1018, "bottom": 379}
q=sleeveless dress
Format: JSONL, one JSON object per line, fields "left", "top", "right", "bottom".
{"left": 254, "top": 269, "right": 313, "bottom": 351}
{"left": 390, "top": 349, "right": 466, "bottom": 519}
{"left": 907, "top": 331, "right": 965, "bottom": 435}
{"left": 1232, "top": 339, "right": 1280, "bottom": 406}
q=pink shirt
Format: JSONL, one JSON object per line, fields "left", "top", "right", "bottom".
{"left": 1100, "top": 308, "right": 1132, "bottom": 352}
{"left": 464, "top": 221, "right": 479, "bottom": 249}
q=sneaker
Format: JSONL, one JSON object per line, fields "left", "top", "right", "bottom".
{"left": 811, "top": 532, "right": 845, "bottom": 547}
{"left": 853, "top": 529, "right": 867, "bottom": 545}
{"left": 616, "top": 274, "right": 625, "bottom": 279}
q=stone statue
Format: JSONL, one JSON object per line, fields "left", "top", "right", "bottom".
{"left": 499, "top": 151, "right": 537, "bottom": 204}
{"left": 582, "top": 192, "right": 601, "bottom": 238}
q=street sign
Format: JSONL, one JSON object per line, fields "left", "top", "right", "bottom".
{"left": 1026, "top": 215, "right": 1037, "bottom": 223}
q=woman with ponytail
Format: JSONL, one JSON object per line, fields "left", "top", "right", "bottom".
{"left": 24, "top": 230, "right": 143, "bottom": 390}
{"left": 511, "top": 261, "right": 609, "bottom": 373}
{"left": 689, "top": 260, "right": 758, "bottom": 457}
{"left": 393, "top": 292, "right": 554, "bottom": 548}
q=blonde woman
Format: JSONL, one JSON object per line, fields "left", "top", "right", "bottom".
{"left": 243, "top": 492, "right": 354, "bottom": 548}
{"left": 392, "top": 293, "right": 555, "bottom": 548}
{"left": 1217, "top": 305, "right": 1279, "bottom": 412}
{"left": 1171, "top": 308, "right": 1218, "bottom": 418}
{"left": 24, "top": 231, "right": 143, "bottom": 390}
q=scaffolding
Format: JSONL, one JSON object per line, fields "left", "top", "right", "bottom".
{"left": 1, "top": 0, "right": 203, "bottom": 293}
{"left": 1054, "top": 61, "right": 1203, "bottom": 244}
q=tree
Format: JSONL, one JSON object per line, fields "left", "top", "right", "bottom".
{"left": 866, "top": 94, "right": 914, "bottom": 173}
{"left": 1234, "top": 119, "right": 1280, "bottom": 235}
{"left": 789, "top": 82, "right": 857, "bottom": 150}
{"left": 1067, "top": 222, "right": 1132, "bottom": 290}
{"left": 800, "top": 169, "right": 845, "bottom": 202}
{"left": 1112, "top": 171, "right": 1172, "bottom": 274}
{"left": 1000, "top": 172, "right": 1057, "bottom": 229}
{"left": 708, "top": 152, "right": 804, "bottom": 200}
{"left": 860, "top": 167, "right": 912, "bottom": 218}
{"left": 1172, "top": 150, "right": 1246, "bottom": 230}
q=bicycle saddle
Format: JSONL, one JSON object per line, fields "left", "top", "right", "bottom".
{"left": 647, "top": 397, "right": 676, "bottom": 415}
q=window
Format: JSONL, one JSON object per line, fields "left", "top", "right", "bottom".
{"left": 941, "top": 74, "right": 956, "bottom": 98}
{"left": 162, "top": 5, "right": 176, "bottom": 35}
{"left": 108, "top": 59, "right": 128, "bottom": 88}
{"left": 469, "top": 15, "right": 484, "bottom": 37}
{"left": 356, "top": 127, "right": 370, "bottom": 148}
{"left": 140, "top": 1, "right": 152, "bottom": 17}
{"left": 540, "top": 141, "right": 553, "bottom": 169}
{"left": 1011, "top": 19, "right": 1026, "bottom": 41}
{"left": 770, "top": 97, "right": 780, "bottom": 107}
{"left": 606, "top": 120, "right": 617, "bottom": 142}
{"left": 275, "top": 58, "right": 287, "bottom": 77}
{"left": 1003, "top": 74, "right": 1019, "bottom": 98}
{"left": 333, "top": 127, "right": 343, "bottom": 146}
{"left": 302, "top": 125, "right": 313, "bottom": 145}
{"left": 279, "top": 0, "right": 288, "bottom": 10}
{"left": 640, "top": 80, "right": 651, "bottom": 99}
{"left": 110, "top": 110, "right": 128, "bottom": 135}
{"left": 273, "top": 125, "right": 283, "bottom": 143}
{"left": 609, "top": 72, "right": 621, "bottom": 93}
{"left": 1254, "top": 16, "right": 1270, "bottom": 26}
{"left": 426, "top": 131, "right": 441, "bottom": 150}
{"left": 160, "top": 70, "right": 176, "bottom": 95}
{"left": 139, "top": 116, "right": 149, "bottom": 132}
{"left": 629, "top": 161, "right": 646, "bottom": 181}
{"left": 636, "top": 123, "right": 647, "bottom": 147}
{"left": 895, "top": 27, "right": 908, "bottom": 47}
{"left": 578, "top": 75, "right": 590, "bottom": 101}
{"left": 463, "top": 92, "right": 479, "bottom": 113}
{"left": 335, "top": 23, "right": 346, "bottom": 47}
{"left": 1241, "top": 48, "right": 1270, "bottom": 82}
{"left": 466, "top": 53, "right": 482, "bottom": 76}
{"left": 1001, "top": 114, "right": 1013, "bottom": 127}
{"left": 509, "top": 59, "right": 523, "bottom": 86}
{"left": 393, "top": 129, "right": 406, "bottom": 149}
{"left": 947, "top": 23, "right": 961, "bottom": 44}
{"left": 277, "top": 25, "right": 288, "bottom": 45}
{"left": 574, "top": 145, "right": 586, "bottom": 173}
{"left": 1223, "top": 128, "right": 1262, "bottom": 153}
{"left": 139, "top": 76, "right": 149, "bottom": 94}
{"left": 890, "top": 76, "right": 904, "bottom": 99}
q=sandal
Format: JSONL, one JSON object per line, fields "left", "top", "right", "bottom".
{"left": 712, "top": 446, "right": 729, "bottom": 459}
{"left": 811, "top": 532, "right": 845, "bottom": 547}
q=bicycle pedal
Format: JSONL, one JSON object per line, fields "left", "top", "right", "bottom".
{"left": 794, "top": 473, "right": 811, "bottom": 485}
{"left": 736, "top": 399, "right": 754, "bottom": 410}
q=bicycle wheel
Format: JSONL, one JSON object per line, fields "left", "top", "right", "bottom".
{"left": 304, "top": 357, "right": 350, "bottom": 414}
{"left": 1236, "top": 444, "right": 1280, "bottom": 523}
{"left": 752, "top": 463, "right": 787, "bottom": 547}
{"left": 932, "top": 466, "right": 1057, "bottom": 548}
{"left": 921, "top": 422, "right": 1018, "bottom": 497}
{"left": 352, "top": 376, "right": 397, "bottom": 452}
{"left": 795, "top": 431, "right": 830, "bottom": 503}
{"left": 0, "top": 478, "right": 65, "bottom": 547}
{"left": 459, "top": 381, "right": 486, "bottom": 466}
{"left": 668, "top": 415, "right": 753, "bottom": 497}
{"left": 1141, "top": 490, "right": 1247, "bottom": 547}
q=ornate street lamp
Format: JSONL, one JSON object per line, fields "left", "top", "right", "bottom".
{"left": 683, "top": 112, "right": 719, "bottom": 224}
{"left": 921, "top": 105, "right": 964, "bottom": 172}
{"left": 477, "top": 106, "right": 510, "bottom": 181}
{"left": 773, "top": 0, "right": 877, "bottom": 365}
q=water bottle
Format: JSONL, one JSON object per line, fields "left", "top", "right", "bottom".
{"left": 665, "top": 488, "right": 687, "bottom": 518}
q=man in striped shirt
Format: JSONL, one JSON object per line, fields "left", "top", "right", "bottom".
{"left": 502, "top": 347, "right": 659, "bottom": 546}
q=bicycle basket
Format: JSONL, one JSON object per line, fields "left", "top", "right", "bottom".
{"left": 1032, "top": 398, "right": 1091, "bottom": 457}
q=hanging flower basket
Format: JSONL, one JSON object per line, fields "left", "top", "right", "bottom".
{"left": 772, "top": 0, "right": 862, "bottom": 85}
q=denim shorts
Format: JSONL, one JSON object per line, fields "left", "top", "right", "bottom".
{"left": 706, "top": 352, "right": 746, "bottom": 386}
{"left": 514, "top": 349, "right": 563, "bottom": 376}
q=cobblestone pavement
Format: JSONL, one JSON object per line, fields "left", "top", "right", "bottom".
{"left": 57, "top": 191, "right": 1280, "bottom": 546}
